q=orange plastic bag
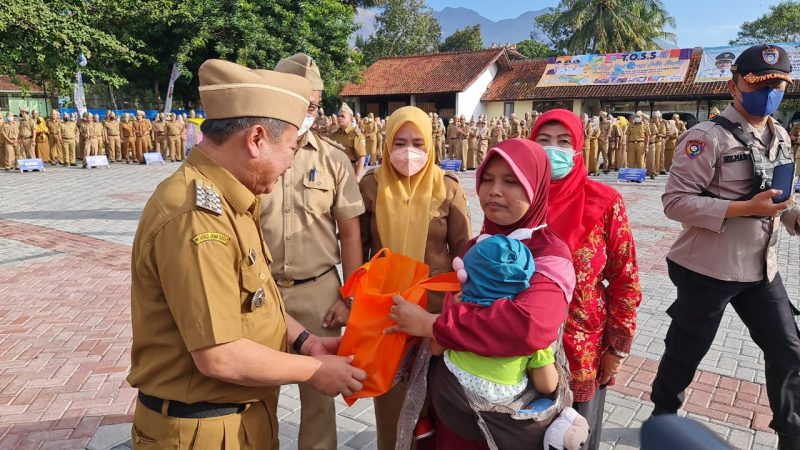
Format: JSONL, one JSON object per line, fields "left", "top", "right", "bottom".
{"left": 338, "top": 248, "right": 460, "bottom": 405}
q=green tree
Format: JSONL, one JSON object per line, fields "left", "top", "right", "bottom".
{"left": 731, "top": 0, "right": 800, "bottom": 44}
{"left": 359, "top": 0, "right": 441, "bottom": 65}
{"left": 0, "top": 0, "right": 155, "bottom": 93}
{"left": 440, "top": 25, "right": 483, "bottom": 52}
{"left": 516, "top": 39, "right": 560, "bottom": 59}
{"left": 544, "top": 0, "right": 676, "bottom": 54}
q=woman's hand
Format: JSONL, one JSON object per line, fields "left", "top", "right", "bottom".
{"left": 597, "top": 350, "right": 624, "bottom": 385}
{"left": 385, "top": 295, "right": 437, "bottom": 337}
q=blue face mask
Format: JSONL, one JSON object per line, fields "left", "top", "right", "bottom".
{"left": 740, "top": 86, "right": 784, "bottom": 117}
{"left": 543, "top": 145, "right": 576, "bottom": 180}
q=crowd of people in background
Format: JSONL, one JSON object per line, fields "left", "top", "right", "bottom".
{"left": 0, "top": 108, "right": 204, "bottom": 171}
{"left": 311, "top": 107, "right": 694, "bottom": 180}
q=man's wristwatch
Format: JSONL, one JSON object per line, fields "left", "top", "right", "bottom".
{"left": 608, "top": 347, "right": 629, "bottom": 359}
{"left": 292, "top": 330, "right": 311, "bottom": 354}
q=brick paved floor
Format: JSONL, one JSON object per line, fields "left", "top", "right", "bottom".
{"left": 0, "top": 163, "right": 797, "bottom": 449}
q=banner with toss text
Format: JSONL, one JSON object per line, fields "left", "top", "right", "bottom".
{"left": 537, "top": 48, "right": 693, "bottom": 87}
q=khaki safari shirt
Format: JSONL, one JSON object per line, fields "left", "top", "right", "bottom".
{"left": 358, "top": 170, "right": 472, "bottom": 313}
{"left": 260, "top": 131, "right": 365, "bottom": 281}
{"left": 128, "top": 149, "right": 288, "bottom": 405}
{"left": 664, "top": 105, "right": 800, "bottom": 283}
{"left": 329, "top": 125, "right": 366, "bottom": 164}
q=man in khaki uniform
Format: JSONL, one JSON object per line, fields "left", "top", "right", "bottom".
{"left": 477, "top": 116, "right": 489, "bottom": 165}
{"left": 509, "top": 113, "right": 521, "bottom": 138}
{"left": 313, "top": 109, "right": 328, "bottom": 135}
{"left": 1, "top": 112, "right": 18, "bottom": 170}
{"left": 457, "top": 115, "right": 469, "bottom": 172}
{"left": 261, "top": 53, "right": 366, "bottom": 450}
{"left": 80, "top": 113, "right": 97, "bottom": 165}
{"left": 790, "top": 120, "right": 800, "bottom": 169}
{"left": 61, "top": 113, "right": 78, "bottom": 166}
{"left": 652, "top": 45, "right": 800, "bottom": 449}
{"left": 103, "top": 111, "right": 122, "bottom": 162}
{"left": 362, "top": 113, "right": 377, "bottom": 166}
{"left": 165, "top": 113, "right": 182, "bottom": 162}
{"left": 432, "top": 113, "right": 444, "bottom": 164}
{"left": 664, "top": 119, "right": 678, "bottom": 172}
{"left": 93, "top": 114, "right": 104, "bottom": 155}
{"left": 644, "top": 113, "right": 659, "bottom": 178}
{"left": 17, "top": 108, "right": 36, "bottom": 159}
{"left": 120, "top": 114, "right": 135, "bottom": 163}
{"left": 587, "top": 116, "right": 600, "bottom": 174}
{"left": 654, "top": 111, "right": 668, "bottom": 174}
{"left": 45, "top": 110, "right": 62, "bottom": 164}
{"left": 597, "top": 112, "right": 611, "bottom": 174}
{"left": 446, "top": 115, "right": 459, "bottom": 160}
{"left": 133, "top": 112, "right": 152, "bottom": 161}
{"left": 329, "top": 103, "right": 366, "bottom": 180}
{"left": 143, "top": 112, "right": 154, "bottom": 152}
{"left": 626, "top": 112, "right": 648, "bottom": 169}
{"left": 128, "top": 58, "right": 365, "bottom": 450}
{"left": 673, "top": 113, "right": 687, "bottom": 136}
{"left": 153, "top": 113, "right": 168, "bottom": 157}
{"left": 608, "top": 114, "right": 621, "bottom": 171}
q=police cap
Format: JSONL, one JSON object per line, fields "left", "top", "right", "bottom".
{"left": 731, "top": 44, "right": 792, "bottom": 84}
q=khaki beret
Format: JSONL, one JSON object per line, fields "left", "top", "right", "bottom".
{"left": 198, "top": 59, "right": 311, "bottom": 128}
{"left": 339, "top": 103, "right": 353, "bottom": 115}
{"left": 274, "top": 53, "right": 324, "bottom": 91}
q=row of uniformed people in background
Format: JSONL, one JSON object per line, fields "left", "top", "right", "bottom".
{"left": 0, "top": 108, "right": 201, "bottom": 170}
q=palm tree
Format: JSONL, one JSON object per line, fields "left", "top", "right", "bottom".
{"left": 550, "top": 0, "right": 676, "bottom": 54}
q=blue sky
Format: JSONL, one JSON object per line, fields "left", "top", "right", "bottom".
{"left": 426, "top": 0, "right": 784, "bottom": 48}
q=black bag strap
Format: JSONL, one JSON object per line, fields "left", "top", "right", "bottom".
{"left": 710, "top": 116, "right": 763, "bottom": 163}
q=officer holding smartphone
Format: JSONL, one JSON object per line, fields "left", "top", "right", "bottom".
{"left": 652, "top": 44, "right": 800, "bottom": 450}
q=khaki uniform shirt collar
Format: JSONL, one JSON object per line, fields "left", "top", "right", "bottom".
{"left": 720, "top": 105, "right": 780, "bottom": 158}
{"left": 298, "top": 131, "right": 320, "bottom": 151}
{"left": 186, "top": 148, "right": 256, "bottom": 214}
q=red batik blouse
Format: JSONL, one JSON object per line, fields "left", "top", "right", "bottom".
{"left": 564, "top": 195, "right": 642, "bottom": 403}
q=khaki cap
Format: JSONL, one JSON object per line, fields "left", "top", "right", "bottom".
{"left": 198, "top": 59, "right": 311, "bottom": 128}
{"left": 339, "top": 103, "right": 353, "bottom": 115}
{"left": 274, "top": 53, "right": 324, "bottom": 90}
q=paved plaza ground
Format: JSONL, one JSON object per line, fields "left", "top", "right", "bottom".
{"left": 0, "top": 161, "right": 798, "bottom": 449}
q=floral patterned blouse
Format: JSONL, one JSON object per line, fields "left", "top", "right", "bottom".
{"left": 563, "top": 195, "right": 642, "bottom": 403}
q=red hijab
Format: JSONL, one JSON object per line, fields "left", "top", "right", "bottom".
{"left": 475, "top": 138, "right": 573, "bottom": 266}
{"left": 530, "top": 109, "right": 619, "bottom": 252}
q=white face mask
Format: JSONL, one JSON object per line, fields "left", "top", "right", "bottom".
{"left": 297, "top": 114, "right": 315, "bottom": 137}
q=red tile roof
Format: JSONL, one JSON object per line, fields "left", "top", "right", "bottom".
{"left": 340, "top": 48, "right": 510, "bottom": 97}
{"left": 0, "top": 75, "right": 43, "bottom": 93}
{"left": 482, "top": 50, "right": 800, "bottom": 102}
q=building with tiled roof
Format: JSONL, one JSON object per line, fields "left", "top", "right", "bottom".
{"left": 0, "top": 75, "right": 50, "bottom": 117}
{"left": 341, "top": 46, "right": 800, "bottom": 126}
{"left": 340, "top": 48, "right": 514, "bottom": 119}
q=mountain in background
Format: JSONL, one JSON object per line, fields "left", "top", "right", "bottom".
{"left": 434, "top": 7, "right": 552, "bottom": 46}
{"left": 353, "top": 6, "right": 552, "bottom": 46}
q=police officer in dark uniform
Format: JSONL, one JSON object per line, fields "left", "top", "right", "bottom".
{"left": 652, "top": 44, "right": 800, "bottom": 450}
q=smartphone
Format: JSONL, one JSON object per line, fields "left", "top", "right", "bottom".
{"left": 771, "top": 162, "right": 797, "bottom": 204}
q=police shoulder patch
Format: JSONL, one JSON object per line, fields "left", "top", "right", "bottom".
{"left": 685, "top": 140, "right": 705, "bottom": 159}
{"left": 192, "top": 232, "right": 230, "bottom": 245}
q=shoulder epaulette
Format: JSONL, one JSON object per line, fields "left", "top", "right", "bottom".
{"left": 194, "top": 179, "right": 222, "bottom": 215}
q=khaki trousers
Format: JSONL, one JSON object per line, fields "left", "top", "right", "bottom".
{"left": 123, "top": 137, "right": 135, "bottom": 162}
{"left": 460, "top": 139, "right": 468, "bottom": 171}
{"left": 131, "top": 397, "right": 277, "bottom": 450}
{"left": 278, "top": 269, "right": 342, "bottom": 450}
{"left": 62, "top": 139, "right": 76, "bottom": 164}
{"left": 646, "top": 142, "right": 657, "bottom": 174}
{"left": 366, "top": 136, "right": 377, "bottom": 165}
{"left": 627, "top": 141, "right": 645, "bottom": 169}
{"left": 2, "top": 143, "right": 15, "bottom": 169}
{"left": 655, "top": 140, "right": 665, "bottom": 172}
{"left": 48, "top": 137, "right": 61, "bottom": 162}
{"left": 664, "top": 139, "right": 677, "bottom": 171}
{"left": 478, "top": 140, "right": 488, "bottom": 166}
{"left": 168, "top": 136, "right": 181, "bottom": 161}
{"left": 136, "top": 137, "right": 150, "bottom": 160}
{"left": 180, "top": 137, "right": 186, "bottom": 160}
{"left": 466, "top": 139, "right": 478, "bottom": 170}
{"left": 107, "top": 136, "right": 122, "bottom": 160}
{"left": 434, "top": 137, "right": 444, "bottom": 164}
{"left": 157, "top": 137, "right": 168, "bottom": 157}
{"left": 20, "top": 138, "right": 35, "bottom": 159}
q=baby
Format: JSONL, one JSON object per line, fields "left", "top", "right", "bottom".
{"left": 438, "top": 231, "right": 558, "bottom": 403}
